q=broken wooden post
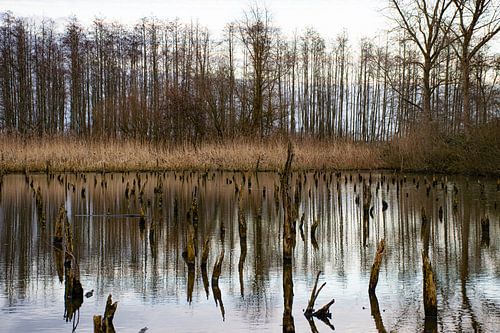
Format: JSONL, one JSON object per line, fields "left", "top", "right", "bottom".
{"left": 280, "top": 142, "right": 296, "bottom": 332}
{"left": 93, "top": 294, "right": 118, "bottom": 333}
{"left": 422, "top": 251, "right": 437, "bottom": 317}
{"left": 368, "top": 239, "right": 385, "bottom": 294}
{"left": 281, "top": 142, "right": 296, "bottom": 262}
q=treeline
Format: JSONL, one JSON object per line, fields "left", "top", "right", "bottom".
{"left": 0, "top": 2, "right": 499, "bottom": 143}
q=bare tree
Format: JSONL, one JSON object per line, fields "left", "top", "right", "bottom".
{"left": 389, "top": 0, "right": 455, "bottom": 125}
{"left": 239, "top": 6, "right": 275, "bottom": 138}
{"left": 451, "top": 0, "right": 500, "bottom": 131}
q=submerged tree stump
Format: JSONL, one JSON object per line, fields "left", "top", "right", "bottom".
{"left": 422, "top": 252, "right": 437, "bottom": 317}
{"left": 93, "top": 294, "right": 118, "bottom": 333}
{"left": 280, "top": 142, "right": 295, "bottom": 262}
{"left": 368, "top": 239, "right": 385, "bottom": 294}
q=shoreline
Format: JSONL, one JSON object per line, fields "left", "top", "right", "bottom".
{"left": 1, "top": 135, "right": 498, "bottom": 176}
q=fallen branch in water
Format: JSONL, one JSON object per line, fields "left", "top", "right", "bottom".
{"left": 304, "top": 271, "right": 335, "bottom": 321}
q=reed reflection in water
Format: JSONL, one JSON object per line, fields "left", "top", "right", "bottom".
{"left": 0, "top": 171, "right": 498, "bottom": 332}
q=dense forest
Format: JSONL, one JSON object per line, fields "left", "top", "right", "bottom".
{"left": 0, "top": 1, "right": 499, "bottom": 144}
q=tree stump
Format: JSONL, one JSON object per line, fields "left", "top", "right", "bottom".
{"left": 422, "top": 252, "right": 437, "bottom": 317}
{"left": 93, "top": 294, "right": 118, "bottom": 333}
{"left": 368, "top": 239, "right": 385, "bottom": 294}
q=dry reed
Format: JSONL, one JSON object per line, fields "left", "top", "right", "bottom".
{"left": 1, "top": 130, "right": 497, "bottom": 174}
{"left": 0, "top": 135, "right": 389, "bottom": 173}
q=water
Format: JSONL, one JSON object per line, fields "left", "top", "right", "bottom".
{"left": 0, "top": 171, "right": 499, "bottom": 332}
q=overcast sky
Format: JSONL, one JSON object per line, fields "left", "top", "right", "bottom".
{"left": 1, "top": 0, "right": 389, "bottom": 42}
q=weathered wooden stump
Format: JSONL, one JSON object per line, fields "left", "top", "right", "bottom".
{"left": 93, "top": 294, "right": 118, "bottom": 333}
{"left": 368, "top": 239, "right": 385, "bottom": 294}
{"left": 422, "top": 252, "right": 437, "bottom": 317}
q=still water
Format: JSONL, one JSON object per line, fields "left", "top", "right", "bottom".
{"left": 0, "top": 171, "right": 498, "bottom": 332}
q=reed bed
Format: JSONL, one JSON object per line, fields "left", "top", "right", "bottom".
{"left": 1, "top": 130, "right": 497, "bottom": 174}
{"left": 0, "top": 135, "right": 390, "bottom": 173}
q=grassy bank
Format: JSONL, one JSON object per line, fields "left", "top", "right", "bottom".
{"left": 0, "top": 126, "right": 498, "bottom": 175}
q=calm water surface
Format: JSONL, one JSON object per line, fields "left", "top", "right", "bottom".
{"left": 0, "top": 171, "right": 499, "bottom": 332}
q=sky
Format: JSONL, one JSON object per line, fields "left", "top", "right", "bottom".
{"left": 0, "top": 0, "right": 389, "bottom": 43}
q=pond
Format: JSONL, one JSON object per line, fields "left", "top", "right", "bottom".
{"left": 0, "top": 171, "right": 498, "bottom": 332}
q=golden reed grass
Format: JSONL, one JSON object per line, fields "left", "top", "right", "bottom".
{"left": 2, "top": 128, "right": 497, "bottom": 174}
{"left": 0, "top": 135, "right": 390, "bottom": 173}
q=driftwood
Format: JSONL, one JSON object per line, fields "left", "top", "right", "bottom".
{"left": 304, "top": 271, "right": 335, "bottom": 320}
{"left": 368, "top": 239, "right": 385, "bottom": 294}
{"left": 93, "top": 294, "right": 118, "bottom": 333}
